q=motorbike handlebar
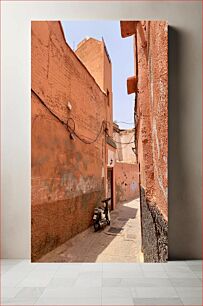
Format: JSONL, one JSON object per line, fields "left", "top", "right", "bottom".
{"left": 101, "top": 197, "right": 111, "bottom": 203}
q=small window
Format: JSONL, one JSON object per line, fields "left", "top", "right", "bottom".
{"left": 107, "top": 89, "right": 110, "bottom": 106}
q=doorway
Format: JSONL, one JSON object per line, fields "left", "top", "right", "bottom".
{"left": 107, "top": 167, "right": 114, "bottom": 210}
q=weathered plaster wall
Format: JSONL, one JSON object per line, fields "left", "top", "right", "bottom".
{"left": 136, "top": 21, "right": 168, "bottom": 262}
{"left": 113, "top": 124, "right": 123, "bottom": 161}
{"left": 103, "top": 44, "right": 113, "bottom": 136}
{"left": 2, "top": 0, "right": 201, "bottom": 261}
{"left": 115, "top": 162, "right": 139, "bottom": 203}
{"left": 148, "top": 21, "right": 168, "bottom": 217}
{"left": 76, "top": 38, "right": 113, "bottom": 136}
{"left": 76, "top": 38, "right": 104, "bottom": 91}
{"left": 31, "top": 21, "right": 109, "bottom": 261}
{"left": 121, "top": 130, "right": 135, "bottom": 163}
{"left": 114, "top": 129, "right": 136, "bottom": 163}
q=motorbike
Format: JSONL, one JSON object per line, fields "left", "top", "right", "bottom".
{"left": 93, "top": 197, "right": 111, "bottom": 232}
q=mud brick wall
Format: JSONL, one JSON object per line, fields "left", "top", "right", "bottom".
{"left": 136, "top": 21, "right": 168, "bottom": 262}
{"left": 31, "top": 21, "right": 109, "bottom": 261}
{"left": 76, "top": 38, "right": 104, "bottom": 91}
{"left": 76, "top": 38, "right": 113, "bottom": 136}
{"left": 115, "top": 162, "right": 139, "bottom": 203}
{"left": 113, "top": 128, "right": 136, "bottom": 163}
{"left": 140, "top": 186, "right": 168, "bottom": 262}
{"left": 147, "top": 21, "right": 168, "bottom": 217}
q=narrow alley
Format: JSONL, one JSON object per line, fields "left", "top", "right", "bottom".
{"left": 39, "top": 198, "right": 143, "bottom": 263}
{"left": 31, "top": 20, "right": 168, "bottom": 263}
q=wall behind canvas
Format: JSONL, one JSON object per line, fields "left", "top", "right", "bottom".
{"left": 1, "top": 0, "right": 202, "bottom": 259}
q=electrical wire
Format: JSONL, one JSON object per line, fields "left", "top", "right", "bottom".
{"left": 67, "top": 117, "right": 106, "bottom": 145}
{"left": 111, "top": 139, "right": 134, "bottom": 145}
{"left": 32, "top": 88, "right": 106, "bottom": 145}
{"left": 32, "top": 89, "right": 67, "bottom": 126}
{"left": 32, "top": 88, "right": 134, "bottom": 146}
{"left": 106, "top": 131, "right": 135, "bottom": 145}
{"left": 116, "top": 133, "right": 134, "bottom": 147}
{"left": 114, "top": 121, "right": 134, "bottom": 125}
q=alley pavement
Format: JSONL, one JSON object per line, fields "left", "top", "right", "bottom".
{"left": 39, "top": 198, "right": 143, "bottom": 263}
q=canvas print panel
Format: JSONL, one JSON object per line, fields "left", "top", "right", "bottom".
{"left": 31, "top": 20, "right": 168, "bottom": 262}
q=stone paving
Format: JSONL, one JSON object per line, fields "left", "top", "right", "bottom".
{"left": 39, "top": 198, "right": 143, "bottom": 263}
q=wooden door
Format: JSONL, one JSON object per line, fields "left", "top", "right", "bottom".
{"left": 107, "top": 168, "right": 113, "bottom": 210}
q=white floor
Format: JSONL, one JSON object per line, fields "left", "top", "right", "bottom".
{"left": 1, "top": 260, "right": 202, "bottom": 305}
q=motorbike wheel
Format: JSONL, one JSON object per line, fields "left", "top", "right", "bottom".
{"left": 94, "top": 223, "right": 100, "bottom": 232}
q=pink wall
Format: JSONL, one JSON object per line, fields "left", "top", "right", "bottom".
{"left": 115, "top": 162, "right": 139, "bottom": 203}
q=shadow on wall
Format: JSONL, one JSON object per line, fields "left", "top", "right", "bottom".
{"left": 31, "top": 190, "right": 104, "bottom": 262}
{"left": 116, "top": 183, "right": 140, "bottom": 204}
{"left": 38, "top": 203, "right": 139, "bottom": 262}
{"left": 168, "top": 27, "right": 202, "bottom": 259}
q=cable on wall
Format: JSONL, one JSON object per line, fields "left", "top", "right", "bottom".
{"left": 105, "top": 130, "right": 134, "bottom": 145}
{"left": 114, "top": 121, "right": 134, "bottom": 125}
{"left": 31, "top": 88, "right": 106, "bottom": 145}
{"left": 115, "top": 133, "right": 135, "bottom": 147}
{"left": 110, "top": 139, "right": 134, "bottom": 145}
{"left": 32, "top": 88, "right": 135, "bottom": 146}
{"left": 67, "top": 117, "right": 106, "bottom": 145}
{"left": 32, "top": 89, "right": 67, "bottom": 126}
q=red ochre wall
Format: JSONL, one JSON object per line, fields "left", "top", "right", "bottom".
{"left": 136, "top": 21, "right": 168, "bottom": 218}
{"left": 135, "top": 21, "right": 168, "bottom": 262}
{"left": 149, "top": 21, "right": 168, "bottom": 219}
{"left": 31, "top": 21, "right": 110, "bottom": 261}
{"left": 115, "top": 162, "right": 139, "bottom": 203}
{"left": 75, "top": 38, "right": 116, "bottom": 209}
{"left": 76, "top": 38, "right": 104, "bottom": 92}
{"left": 76, "top": 38, "right": 113, "bottom": 136}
